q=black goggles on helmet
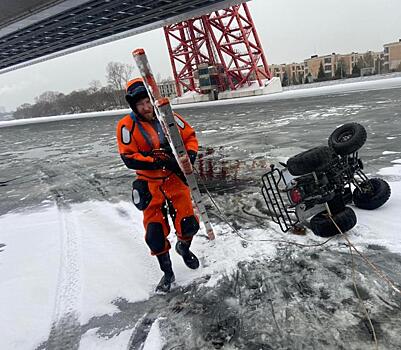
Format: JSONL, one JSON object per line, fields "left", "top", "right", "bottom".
{"left": 126, "top": 85, "right": 147, "bottom": 97}
{"left": 125, "top": 86, "right": 149, "bottom": 105}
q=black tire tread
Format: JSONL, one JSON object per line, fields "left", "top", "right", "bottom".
{"left": 287, "top": 146, "right": 335, "bottom": 176}
{"left": 328, "top": 122, "right": 367, "bottom": 155}
{"left": 310, "top": 207, "right": 357, "bottom": 237}
{"left": 353, "top": 178, "right": 391, "bottom": 210}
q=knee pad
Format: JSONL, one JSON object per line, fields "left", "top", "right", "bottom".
{"left": 145, "top": 222, "right": 165, "bottom": 254}
{"left": 180, "top": 216, "right": 199, "bottom": 238}
{"left": 132, "top": 179, "right": 152, "bottom": 210}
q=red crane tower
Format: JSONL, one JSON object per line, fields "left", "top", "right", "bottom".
{"left": 164, "top": 3, "right": 271, "bottom": 97}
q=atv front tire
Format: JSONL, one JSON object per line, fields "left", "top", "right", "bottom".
{"left": 353, "top": 178, "right": 391, "bottom": 210}
{"left": 310, "top": 207, "right": 357, "bottom": 237}
{"left": 287, "top": 146, "right": 335, "bottom": 176}
{"left": 328, "top": 123, "right": 367, "bottom": 155}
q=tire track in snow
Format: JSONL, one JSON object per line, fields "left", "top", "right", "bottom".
{"left": 47, "top": 194, "right": 82, "bottom": 350}
{"left": 37, "top": 167, "right": 83, "bottom": 350}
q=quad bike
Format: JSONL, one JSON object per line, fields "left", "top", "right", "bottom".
{"left": 262, "top": 123, "right": 391, "bottom": 237}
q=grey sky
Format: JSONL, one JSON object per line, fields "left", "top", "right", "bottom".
{"left": 0, "top": 0, "right": 400, "bottom": 111}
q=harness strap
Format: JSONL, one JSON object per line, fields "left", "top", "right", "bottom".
{"left": 129, "top": 112, "right": 169, "bottom": 151}
{"left": 130, "top": 112, "right": 153, "bottom": 149}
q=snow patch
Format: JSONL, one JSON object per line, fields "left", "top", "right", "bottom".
{"left": 378, "top": 165, "right": 401, "bottom": 176}
{"left": 382, "top": 151, "right": 401, "bottom": 155}
{"left": 0, "top": 200, "right": 276, "bottom": 349}
{"left": 201, "top": 129, "right": 218, "bottom": 134}
{"left": 79, "top": 328, "right": 133, "bottom": 350}
{"left": 353, "top": 182, "right": 401, "bottom": 253}
{"left": 143, "top": 319, "right": 164, "bottom": 350}
{"left": 0, "top": 207, "right": 60, "bottom": 350}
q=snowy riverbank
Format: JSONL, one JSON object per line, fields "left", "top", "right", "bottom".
{"left": 1, "top": 74, "right": 401, "bottom": 128}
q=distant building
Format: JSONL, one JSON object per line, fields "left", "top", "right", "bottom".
{"left": 268, "top": 39, "right": 400, "bottom": 85}
{"left": 304, "top": 53, "right": 347, "bottom": 79}
{"left": 383, "top": 39, "right": 401, "bottom": 71}
{"left": 286, "top": 63, "right": 306, "bottom": 84}
{"left": 269, "top": 63, "right": 305, "bottom": 85}
{"left": 269, "top": 64, "right": 286, "bottom": 81}
{"left": 333, "top": 53, "right": 358, "bottom": 76}
{"left": 304, "top": 51, "right": 382, "bottom": 80}
{"left": 158, "top": 80, "right": 177, "bottom": 98}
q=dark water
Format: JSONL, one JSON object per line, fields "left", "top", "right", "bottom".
{"left": 1, "top": 87, "right": 400, "bottom": 216}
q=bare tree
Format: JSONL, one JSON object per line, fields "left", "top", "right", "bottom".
{"left": 35, "top": 91, "right": 63, "bottom": 104}
{"left": 335, "top": 59, "right": 348, "bottom": 78}
{"left": 13, "top": 67, "right": 132, "bottom": 118}
{"left": 88, "top": 80, "right": 103, "bottom": 93}
{"left": 13, "top": 103, "right": 33, "bottom": 119}
{"left": 363, "top": 52, "right": 375, "bottom": 68}
{"left": 106, "top": 62, "right": 134, "bottom": 106}
{"left": 357, "top": 52, "right": 375, "bottom": 70}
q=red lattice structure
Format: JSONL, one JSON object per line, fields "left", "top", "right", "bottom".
{"left": 164, "top": 18, "right": 219, "bottom": 96}
{"left": 164, "top": 3, "right": 271, "bottom": 96}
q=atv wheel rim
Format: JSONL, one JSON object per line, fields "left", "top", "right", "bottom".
{"left": 337, "top": 130, "right": 354, "bottom": 143}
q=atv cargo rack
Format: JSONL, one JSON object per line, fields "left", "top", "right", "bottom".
{"left": 261, "top": 164, "right": 299, "bottom": 232}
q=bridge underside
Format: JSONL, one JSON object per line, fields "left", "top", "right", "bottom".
{"left": 0, "top": 0, "right": 246, "bottom": 73}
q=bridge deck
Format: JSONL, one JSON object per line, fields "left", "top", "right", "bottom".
{"left": 0, "top": 0, "right": 245, "bottom": 73}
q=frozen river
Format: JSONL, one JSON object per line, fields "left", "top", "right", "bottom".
{"left": 1, "top": 86, "right": 400, "bottom": 215}
{"left": 1, "top": 85, "right": 401, "bottom": 350}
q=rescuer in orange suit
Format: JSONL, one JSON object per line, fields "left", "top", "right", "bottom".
{"left": 116, "top": 78, "right": 200, "bottom": 293}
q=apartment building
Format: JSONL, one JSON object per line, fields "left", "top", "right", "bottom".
{"left": 304, "top": 51, "right": 382, "bottom": 79}
{"left": 269, "top": 64, "right": 287, "bottom": 80}
{"left": 383, "top": 39, "right": 401, "bottom": 71}
{"left": 304, "top": 53, "right": 350, "bottom": 79}
{"left": 269, "top": 63, "right": 305, "bottom": 84}
{"left": 158, "top": 80, "right": 177, "bottom": 98}
{"left": 287, "top": 62, "right": 306, "bottom": 83}
{"left": 268, "top": 38, "right": 401, "bottom": 85}
{"left": 304, "top": 54, "right": 333, "bottom": 79}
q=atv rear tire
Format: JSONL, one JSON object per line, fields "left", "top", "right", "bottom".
{"left": 353, "top": 178, "right": 391, "bottom": 210}
{"left": 328, "top": 123, "right": 367, "bottom": 155}
{"left": 287, "top": 146, "right": 335, "bottom": 176}
{"left": 310, "top": 207, "right": 357, "bottom": 237}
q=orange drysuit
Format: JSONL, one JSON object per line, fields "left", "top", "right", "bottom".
{"left": 116, "top": 111, "right": 199, "bottom": 255}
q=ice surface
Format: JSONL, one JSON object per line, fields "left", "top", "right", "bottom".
{"left": 1, "top": 83, "right": 401, "bottom": 348}
{"left": 1, "top": 171, "right": 401, "bottom": 348}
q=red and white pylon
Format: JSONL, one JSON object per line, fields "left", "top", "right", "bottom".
{"left": 164, "top": 3, "right": 271, "bottom": 96}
